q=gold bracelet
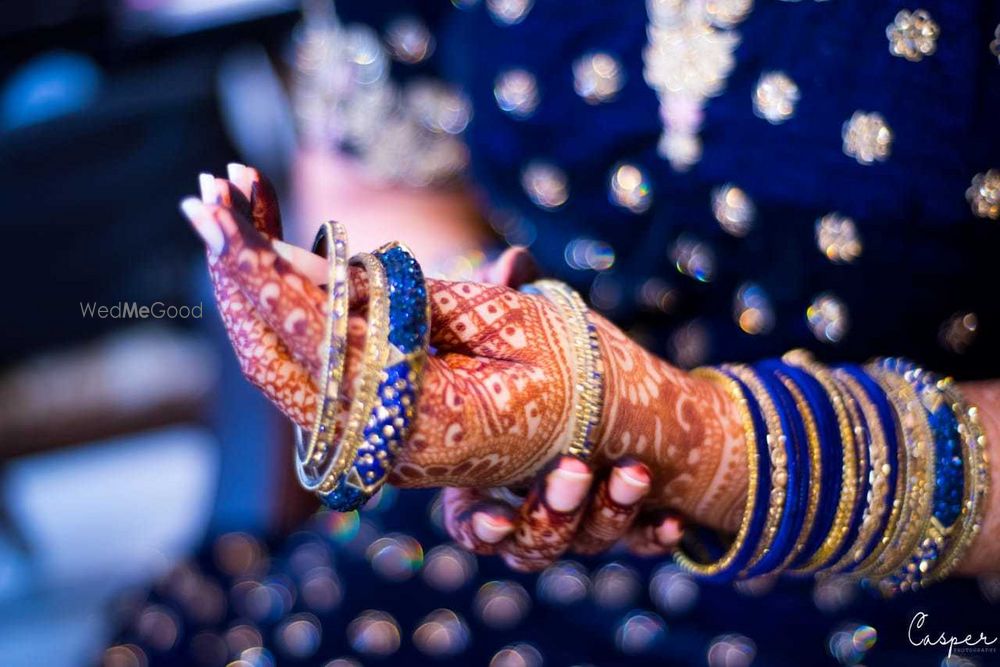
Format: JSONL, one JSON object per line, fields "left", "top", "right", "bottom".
{"left": 725, "top": 365, "right": 788, "bottom": 577}
{"left": 922, "top": 378, "right": 991, "bottom": 584}
{"left": 297, "top": 252, "right": 391, "bottom": 494}
{"left": 524, "top": 280, "right": 604, "bottom": 460}
{"left": 295, "top": 221, "right": 350, "bottom": 478}
{"left": 860, "top": 365, "right": 935, "bottom": 579}
{"left": 784, "top": 351, "right": 858, "bottom": 574}
{"left": 674, "top": 367, "right": 760, "bottom": 577}
{"left": 825, "top": 369, "right": 893, "bottom": 574}
{"left": 773, "top": 370, "right": 823, "bottom": 572}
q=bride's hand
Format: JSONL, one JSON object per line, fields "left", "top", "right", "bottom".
{"left": 181, "top": 166, "right": 747, "bottom": 564}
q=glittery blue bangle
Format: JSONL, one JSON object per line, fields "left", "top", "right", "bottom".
{"left": 779, "top": 365, "right": 843, "bottom": 571}
{"left": 836, "top": 364, "right": 900, "bottom": 574}
{"left": 873, "top": 357, "right": 964, "bottom": 592}
{"left": 682, "top": 370, "right": 772, "bottom": 583}
{"left": 742, "top": 361, "right": 810, "bottom": 578}
{"left": 319, "top": 243, "right": 429, "bottom": 511}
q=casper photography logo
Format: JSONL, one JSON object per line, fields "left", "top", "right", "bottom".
{"left": 908, "top": 611, "right": 998, "bottom": 658}
{"left": 80, "top": 301, "right": 203, "bottom": 320}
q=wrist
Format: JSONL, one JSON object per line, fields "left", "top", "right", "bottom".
{"left": 590, "top": 314, "right": 747, "bottom": 532}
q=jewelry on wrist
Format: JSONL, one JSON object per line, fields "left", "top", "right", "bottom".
{"left": 521, "top": 279, "right": 604, "bottom": 460}
{"left": 674, "top": 367, "right": 767, "bottom": 582}
{"left": 295, "top": 221, "right": 350, "bottom": 484}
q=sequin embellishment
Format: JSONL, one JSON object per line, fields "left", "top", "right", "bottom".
{"left": 842, "top": 111, "right": 892, "bottom": 165}
{"left": 753, "top": 71, "right": 800, "bottom": 124}
{"left": 886, "top": 9, "right": 939, "bottom": 62}
{"left": 966, "top": 170, "right": 1000, "bottom": 220}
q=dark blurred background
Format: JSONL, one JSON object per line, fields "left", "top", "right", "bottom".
{"left": 0, "top": 1, "right": 305, "bottom": 663}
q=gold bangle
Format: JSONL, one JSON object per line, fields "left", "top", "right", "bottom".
{"left": 524, "top": 280, "right": 604, "bottom": 460}
{"left": 784, "top": 351, "right": 859, "bottom": 573}
{"left": 674, "top": 367, "right": 760, "bottom": 577}
{"left": 860, "top": 365, "right": 935, "bottom": 579}
{"left": 772, "top": 370, "right": 823, "bottom": 572}
{"left": 295, "top": 221, "right": 350, "bottom": 479}
{"left": 825, "top": 369, "right": 892, "bottom": 574}
{"left": 298, "top": 252, "right": 391, "bottom": 494}
{"left": 922, "top": 378, "right": 991, "bottom": 584}
{"left": 724, "top": 365, "right": 788, "bottom": 577}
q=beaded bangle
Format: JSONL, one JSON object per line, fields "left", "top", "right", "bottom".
{"left": 674, "top": 368, "right": 768, "bottom": 582}
{"left": 923, "top": 377, "right": 991, "bottom": 584}
{"left": 821, "top": 370, "right": 871, "bottom": 571}
{"left": 522, "top": 280, "right": 603, "bottom": 460}
{"left": 773, "top": 369, "right": 823, "bottom": 572}
{"left": 298, "top": 252, "right": 391, "bottom": 499}
{"left": 724, "top": 365, "right": 788, "bottom": 578}
{"left": 861, "top": 364, "right": 935, "bottom": 580}
{"left": 742, "top": 362, "right": 811, "bottom": 578}
{"left": 837, "top": 365, "right": 904, "bottom": 576}
{"left": 314, "top": 245, "right": 430, "bottom": 510}
{"left": 825, "top": 366, "right": 893, "bottom": 574}
{"left": 875, "top": 359, "right": 969, "bottom": 593}
{"left": 295, "top": 221, "right": 350, "bottom": 481}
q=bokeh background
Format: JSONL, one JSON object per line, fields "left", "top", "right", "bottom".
{"left": 1, "top": 1, "right": 998, "bottom": 667}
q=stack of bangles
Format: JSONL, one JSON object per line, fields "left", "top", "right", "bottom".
{"left": 676, "top": 350, "right": 991, "bottom": 595}
{"left": 293, "top": 223, "right": 605, "bottom": 510}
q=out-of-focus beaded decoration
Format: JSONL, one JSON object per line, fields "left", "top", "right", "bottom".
{"left": 752, "top": 71, "right": 799, "bottom": 124}
{"left": 991, "top": 24, "right": 1000, "bottom": 63}
{"left": 486, "top": 0, "right": 534, "bottom": 25}
{"left": 886, "top": 9, "right": 939, "bottom": 62}
{"left": 806, "top": 293, "right": 849, "bottom": 343}
{"left": 609, "top": 162, "right": 653, "bottom": 213}
{"left": 733, "top": 282, "right": 775, "bottom": 335}
{"left": 573, "top": 52, "right": 625, "bottom": 104}
{"left": 712, "top": 183, "right": 756, "bottom": 237}
{"left": 494, "top": 69, "right": 540, "bottom": 118}
{"left": 522, "top": 161, "right": 569, "bottom": 209}
{"left": 966, "top": 169, "right": 1000, "bottom": 220}
{"left": 939, "top": 312, "right": 979, "bottom": 354}
{"left": 815, "top": 213, "right": 863, "bottom": 264}
{"left": 842, "top": 111, "right": 892, "bottom": 165}
{"left": 671, "top": 234, "right": 716, "bottom": 282}
{"left": 643, "top": 0, "right": 752, "bottom": 171}
{"left": 294, "top": 7, "right": 470, "bottom": 186}
{"left": 384, "top": 16, "right": 435, "bottom": 64}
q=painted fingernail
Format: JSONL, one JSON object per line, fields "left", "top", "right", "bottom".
{"left": 472, "top": 512, "right": 513, "bottom": 544}
{"left": 609, "top": 463, "right": 651, "bottom": 506}
{"left": 227, "top": 163, "right": 251, "bottom": 194}
{"left": 199, "top": 173, "right": 219, "bottom": 204}
{"left": 655, "top": 516, "right": 682, "bottom": 546}
{"left": 546, "top": 457, "right": 592, "bottom": 513}
{"left": 180, "top": 197, "right": 224, "bottom": 258}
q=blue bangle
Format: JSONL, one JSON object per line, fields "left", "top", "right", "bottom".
{"left": 319, "top": 243, "right": 430, "bottom": 511}
{"left": 835, "top": 364, "right": 901, "bottom": 575}
{"left": 874, "top": 358, "right": 963, "bottom": 593}
{"left": 777, "top": 365, "right": 843, "bottom": 572}
{"left": 676, "top": 369, "right": 771, "bottom": 583}
{"left": 742, "top": 361, "right": 810, "bottom": 578}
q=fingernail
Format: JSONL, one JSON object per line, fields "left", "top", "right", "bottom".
{"left": 227, "top": 163, "right": 251, "bottom": 193}
{"left": 655, "top": 517, "right": 682, "bottom": 546}
{"left": 180, "top": 197, "right": 224, "bottom": 258}
{"left": 199, "top": 173, "right": 219, "bottom": 204}
{"left": 609, "top": 464, "right": 650, "bottom": 506}
{"left": 472, "top": 512, "right": 513, "bottom": 544}
{"left": 546, "top": 458, "right": 591, "bottom": 513}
